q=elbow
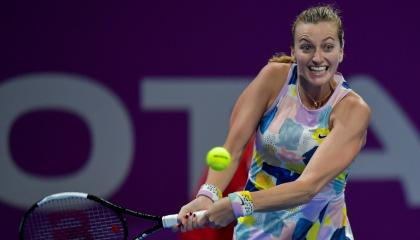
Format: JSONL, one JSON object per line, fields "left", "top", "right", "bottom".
{"left": 297, "top": 180, "right": 319, "bottom": 204}
{"left": 302, "top": 190, "right": 317, "bottom": 204}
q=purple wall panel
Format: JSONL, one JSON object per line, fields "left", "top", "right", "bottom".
{"left": 1, "top": 1, "right": 419, "bottom": 239}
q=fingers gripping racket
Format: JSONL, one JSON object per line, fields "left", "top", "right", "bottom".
{"left": 19, "top": 192, "right": 205, "bottom": 240}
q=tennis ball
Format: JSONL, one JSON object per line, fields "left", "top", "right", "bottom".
{"left": 206, "top": 146, "right": 231, "bottom": 171}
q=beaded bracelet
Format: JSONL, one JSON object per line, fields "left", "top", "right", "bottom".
{"left": 196, "top": 184, "right": 222, "bottom": 202}
{"left": 228, "top": 191, "right": 254, "bottom": 218}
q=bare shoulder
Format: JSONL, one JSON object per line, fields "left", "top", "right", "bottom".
{"left": 332, "top": 91, "right": 371, "bottom": 130}
{"left": 255, "top": 62, "right": 291, "bottom": 108}
{"left": 262, "top": 62, "right": 291, "bottom": 80}
{"left": 337, "top": 91, "right": 371, "bottom": 115}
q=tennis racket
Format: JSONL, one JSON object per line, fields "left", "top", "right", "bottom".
{"left": 19, "top": 192, "right": 205, "bottom": 240}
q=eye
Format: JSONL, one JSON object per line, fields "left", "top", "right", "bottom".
{"left": 300, "top": 44, "right": 313, "bottom": 52}
{"left": 324, "top": 44, "right": 335, "bottom": 52}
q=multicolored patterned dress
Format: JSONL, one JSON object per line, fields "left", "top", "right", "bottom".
{"left": 234, "top": 64, "right": 354, "bottom": 240}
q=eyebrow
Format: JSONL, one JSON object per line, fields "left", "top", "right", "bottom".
{"left": 298, "top": 38, "right": 311, "bottom": 43}
{"left": 298, "top": 36, "right": 336, "bottom": 43}
{"left": 323, "top": 36, "right": 336, "bottom": 42}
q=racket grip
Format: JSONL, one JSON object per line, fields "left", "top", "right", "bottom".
{"left": 162, "top": 210, "right": 206, "bottom": 228}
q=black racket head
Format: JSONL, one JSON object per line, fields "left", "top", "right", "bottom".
{"left": 19, "top": 192, "right": 128, "bottom": 240}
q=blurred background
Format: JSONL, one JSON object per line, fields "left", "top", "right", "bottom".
{"left": 1, "top": 0, "right": 419, "bottom": 239}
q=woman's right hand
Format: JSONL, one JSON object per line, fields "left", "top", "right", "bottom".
{"left": 176, "top": 195, "right": 213, "bottom": 232}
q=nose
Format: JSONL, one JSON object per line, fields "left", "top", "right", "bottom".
{"left": 312, "top": 48, "right": 323, "bottom": 64}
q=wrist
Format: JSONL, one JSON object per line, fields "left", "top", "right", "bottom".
{"left": 196, "top": 184, "right": 222, "bottom": 202}
{"left": 228, "top": 191, "right": 254, "bottom": 218}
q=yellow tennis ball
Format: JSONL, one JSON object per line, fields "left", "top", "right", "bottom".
{"left": 206, "top": 146, "right": 231, "bottom": 171}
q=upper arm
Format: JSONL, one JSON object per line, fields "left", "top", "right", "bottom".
{"left": 298, "top": 93, "right": 371, "bottom": 194}
{"left": 225, "top": 63, "right": 290, "bottom": 160}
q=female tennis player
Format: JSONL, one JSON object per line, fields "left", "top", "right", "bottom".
{"left": 177, "top": 5, "right": 370, "bottom": 239}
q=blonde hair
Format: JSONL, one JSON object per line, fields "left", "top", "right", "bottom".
{"left": 268, "top": 52, "right": 295, "bottom": 64}
{"left": 269, "top": 5, "right": 344, "bottom": 64}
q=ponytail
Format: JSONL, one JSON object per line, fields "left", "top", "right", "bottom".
{"left": 268, "top": 52, "right": 295, "bottom": 64}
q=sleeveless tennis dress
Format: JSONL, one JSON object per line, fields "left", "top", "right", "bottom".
{"left": 234, "top": 64, "right": 354, "bottom": 240}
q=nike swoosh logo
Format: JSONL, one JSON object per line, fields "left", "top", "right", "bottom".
{"left": 240, "top": 198, "right": 245, "bottom": 205}
{"left": 318, "top": 134, "right": 327, "bottom": 139}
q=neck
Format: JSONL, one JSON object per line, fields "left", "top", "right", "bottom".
{"left": 298, "top": 78, "right": 334, "bottom": 109}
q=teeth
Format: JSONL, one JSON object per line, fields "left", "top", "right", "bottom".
{"left": 309, "top": 66, "right": 327, "bottom": 72}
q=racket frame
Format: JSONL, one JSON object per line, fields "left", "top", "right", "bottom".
{"left": 19, "top": 192, "right": 167, "bottom": 240}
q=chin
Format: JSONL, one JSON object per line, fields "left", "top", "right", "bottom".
{"left": 302, "top": 71, "right": 333, "bottom": 86}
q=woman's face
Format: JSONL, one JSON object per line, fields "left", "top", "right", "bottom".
{"left": 292, "top": 21, "right": 343, "bottom": 86}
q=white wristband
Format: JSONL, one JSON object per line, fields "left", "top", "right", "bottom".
{"left": 196, "top": 184, "right": 222, "bottom": 202}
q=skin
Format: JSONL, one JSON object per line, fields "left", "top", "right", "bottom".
{"left": 176, "top": 20, "right": 371, "bottom": 231}
{"left": 293, "top": 21, "right": 344, "bottom": 109}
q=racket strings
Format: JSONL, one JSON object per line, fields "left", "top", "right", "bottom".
{"left": 23, "top": 196, "right": 125, "bottom": 240}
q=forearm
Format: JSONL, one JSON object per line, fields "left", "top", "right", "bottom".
{"left": 250, "top": 99, "right": 371, "bottom": 211}
{"left": 204, "top": 144, "right": 243, "bottom": 192}
{"left": 204, "top": 64, "right": 289, "bottom": 193}
{"left": 205, "top": 109, "right": 256, "bottom": 192}
{"left": 251, "top": 180, "right": 314, "bottom": 212}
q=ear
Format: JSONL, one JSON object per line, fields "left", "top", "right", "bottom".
{"left": 339, "top": 47, "right": 344, "bottom": 63}
{"left": 290, "top": 46, "right": 296, "bottom": 62}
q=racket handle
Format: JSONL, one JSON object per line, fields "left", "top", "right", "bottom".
{"left": 162, "top": 210, "right": 206, "bottom": 228}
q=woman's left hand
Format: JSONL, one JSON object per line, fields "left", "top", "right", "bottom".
{"left": 197, "top": 197, "right": 236, "bottom": 228}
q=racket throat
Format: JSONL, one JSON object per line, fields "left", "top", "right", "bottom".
{"left": 133, "top": 223, "right": 163, "bottom": 240}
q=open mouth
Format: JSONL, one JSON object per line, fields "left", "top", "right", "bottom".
{"left": 308, "top": 66, "right": 328, "bottom": 73}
